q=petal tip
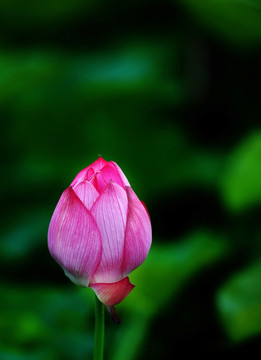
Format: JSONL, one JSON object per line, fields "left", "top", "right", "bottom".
{"left": 90, "top": 277, "right": 135, "bottom": 306}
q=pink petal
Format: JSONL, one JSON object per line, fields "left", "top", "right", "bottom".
{"left": 91, "top": 157, "right": 108, "bottom": 172}
{"left": 70, "top": 157, "right": 109, "bottom": 187}
{"left": 121, "top": 187, "right": 152, "bottom": 277}
{"left": 110, "top": 161, "right": 131, "bottom": 187}
{"left": 94, "top": 171, "right": 108, "bottom": 193}
{"left": 86, "top": 167, "right": 95, "bottom": 181}
{"left": 48, "top": 187, "right": 102, "bottom": 287}
{"left": 71, "top": 167, "right": 88, "bottom": 187}
{"left": 90, "top": 277, "right": 135, "bottom": 306}
{"left": 100, "top": 164, "right": 126, "bottom": 189}
{"left": 91, "top": 181, "right": 128, "bottom": 283}
{"left": 72, "top": 180, "right": 100, "bottom": 210}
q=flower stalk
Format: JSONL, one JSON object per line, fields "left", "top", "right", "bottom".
{"left": 94, "top": 296, "right": 105, "bottom": 360}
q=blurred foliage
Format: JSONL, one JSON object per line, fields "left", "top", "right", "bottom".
{"left": 111, "top": 231, "right": 228, "bottom": 360}
{"left": 217, "top": 261, "right": 261, "bottom": 341}
{"left": 0, "top": 283, "right": 94, "bottom": 360}
{"left": 0, "top": 0, "right": 94, "bottom": 26}
{"left": 179, "top": 0, "right": 261, "bottom": 47}
{"left": 0, "top": 0, "right": 261, "bottom": 359}
{"left": 0, "top": 233, "right": 227, "bottom": 360}
{"left": 220, "top": 132, "right": 261, "bottom": 211}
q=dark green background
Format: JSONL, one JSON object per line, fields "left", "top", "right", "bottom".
{"left": 1, "top": 1, "right": 261, "bottom": 359}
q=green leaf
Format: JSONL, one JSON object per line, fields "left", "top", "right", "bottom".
{"left": 216, "top": 261, "right": 261, "bottom": 341}
{"left": 220, "top": 132, "right": 261, "bottom": 211}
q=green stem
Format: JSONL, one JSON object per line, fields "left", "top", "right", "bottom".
{"left": 94, "top": 296, "right": 105, "bottom": 360}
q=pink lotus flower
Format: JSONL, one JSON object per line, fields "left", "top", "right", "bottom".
{"left": 48, "top": 157, "right": 152, "bottom": 306}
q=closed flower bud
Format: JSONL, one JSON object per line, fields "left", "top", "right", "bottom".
{"left": 48, "top": 157, "right": 152, "bottom": 306}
